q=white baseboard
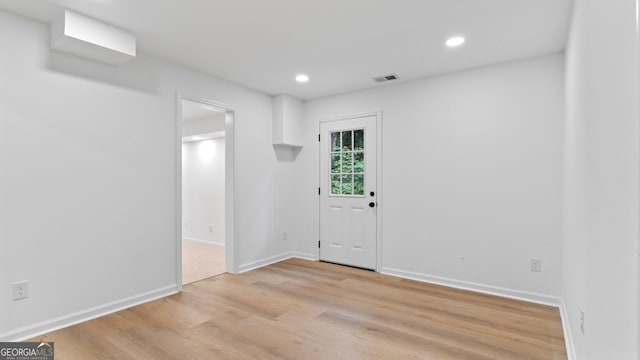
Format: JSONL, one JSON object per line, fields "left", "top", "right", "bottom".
{"left": 0, "top": 284, "right": 179, "bottom": 342}
{"left": 238, "top": 251, "right": 319, "bottom": 273}
{"left": 559, "top": 298, "right": 577, "bottom": 360}
{"left": 291, "top": 251, "right": 317, "bottom": 261}
{"left": 238, "top": 252, "right": 296, "bottom": 273}
{"left": 380, "top": 267, "right": 561, "bottom": 307}
{"left": 183, "top": 237, "right": 225, "bottom": 247}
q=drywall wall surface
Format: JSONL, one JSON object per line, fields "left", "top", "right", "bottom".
{"left": 562, "top": 0, "right": 639, "bottom": 358}
{"left": 0, "top": 105, "right": 7, "bottom": 329}
{"left": 562, "top": 1, "right": 588, "bottom": 357}
{"left": 0, "top": 8, "right": 283, "bottom": 339}
{"left": 289, "top": 54, "right": 565, "bottom": 298}
{"left": 182, "top": 139, "right": 225, "bottom": 245}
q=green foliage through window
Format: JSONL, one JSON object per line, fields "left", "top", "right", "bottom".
{"left": 330, "top": 129, "right": 364, "bottom": 196}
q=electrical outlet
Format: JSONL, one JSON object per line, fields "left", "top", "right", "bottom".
{"left": 282, "top": 232, "right": 287, "bottom": 241}
{"left": 209, "top": 224, "right": 213, "bottom": 232}
{"left": 580, "top": 308, "right": 585, "bottom": 334}
{"left": 12, "top": 281, "right": 29, "bottom": 301}
{"left": 530, "top": 258, "right": 542, "bottom": 272}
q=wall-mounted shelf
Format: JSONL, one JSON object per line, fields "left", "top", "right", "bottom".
{"left": 273, "top": 94, "right": 303, "bottom": 148}
{"left": 273, "top": 94, "right": 304, "bottom": 161}
{"left": 272, "top": 143, "right": 303, "bottom": 150}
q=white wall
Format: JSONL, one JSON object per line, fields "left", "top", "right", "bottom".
{"left": 182, "top": 139, "right": 225, "bottom": 245}
{"left": 0, "top": 9, "right": 285, "bottom": 340}
{"left": 286, "top": 54, "right": 565, "bottom": 301}
{"left": 562, "top": 0, "right": 639, "bottom": 358}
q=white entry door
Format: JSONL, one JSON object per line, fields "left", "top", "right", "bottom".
{"left": 319, "top": 115, "right": 377, "bottom": 269}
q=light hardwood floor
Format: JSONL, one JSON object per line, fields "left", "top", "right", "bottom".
{"left": 182, "top": 240, "right": 225, "bottom": 285}
{"left": 31, "top": 259, "right": 567, "bottom": 359}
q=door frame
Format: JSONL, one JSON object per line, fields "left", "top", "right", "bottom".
{"left": 175, "top": 94, "right": 237, "bottom": 292}
{"left": 317, "top": 111, "right": 383, "bottom": 271}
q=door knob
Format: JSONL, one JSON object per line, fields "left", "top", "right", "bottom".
{"left": 369, "top": 202, "right": 375, "bottom": 208}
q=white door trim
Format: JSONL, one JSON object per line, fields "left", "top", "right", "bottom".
{"left": 317, "top": 111, "right": 383, "bottom": 271}
{"left": 175, "top": 94, "right": 238, "bottom": 292}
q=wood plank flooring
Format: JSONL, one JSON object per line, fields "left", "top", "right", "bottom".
{"left": 31, "top": 258, "right": 567, "bottom": 359}
{"left": 182, "top": 240, "right": 225, "bottom": 285}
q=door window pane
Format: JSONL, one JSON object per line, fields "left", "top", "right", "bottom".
{"left": 331, "top": 154, "right": 341, "bottom": 174}
{"left": 331, "top": 175, "right": 341, "bottom": 195}
{"left": 329, "top": 128, "right": 365, "bottom": 197}
{"left": 331, "top": 132, "right": 341, "bottom": 152}
{"left": 354, "top": 130, "right": 364, "bottom": 151}
{"left": 354, "top": 174, "right": 364, "bottom": 195}
{"left": 341, "top": 175, "right": 353, "bottom": 195}
{"left": 354, "top": 152, "right": 364, "bottom": 173}
{"left": 341, "top": 152, "right": 353, "bottom": 173}
{"left": 342, "top": 131, "right": 352, "bottom": 151}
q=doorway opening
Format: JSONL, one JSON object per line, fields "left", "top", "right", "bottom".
{"left": 178, "top": 97, "right": 235, "bottom": 286}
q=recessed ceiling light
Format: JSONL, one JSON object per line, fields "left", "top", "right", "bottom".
{"left": 446, "top": 36, "right": 465, "bottom": 48}
{"left": 296, "top": 74, "right": 309, "bottom": 83}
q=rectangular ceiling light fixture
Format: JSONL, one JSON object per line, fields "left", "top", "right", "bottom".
{"left": 51, "top": 9, "right": 136, "bottom": 65}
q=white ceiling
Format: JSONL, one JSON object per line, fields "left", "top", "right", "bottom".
{"left": 182, "top": 99, "right": 226, "bottom": 122}
{"left": 0, "top": 0, "right": 573, "bottom": 100}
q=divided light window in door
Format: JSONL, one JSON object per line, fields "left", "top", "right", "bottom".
{"left": 330, "top": 129, "right": 365, "bottom": 196}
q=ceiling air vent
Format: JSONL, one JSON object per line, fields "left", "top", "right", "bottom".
{"left": 372, "top": 73, "right": 399, "bottom": 83}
